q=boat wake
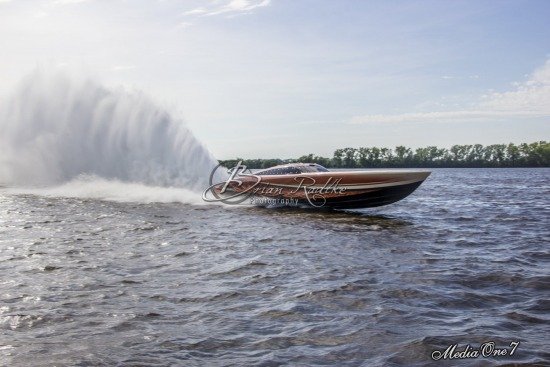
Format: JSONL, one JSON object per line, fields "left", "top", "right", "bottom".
{"left": 2, "top": 175, "right": 206, "bottom": 204}
{"left": 0, "top": 69, "right": 219, "bottom": 203}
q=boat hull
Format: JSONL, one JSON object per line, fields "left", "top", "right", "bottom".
{"left": 214, "top": 170, "right": 430, "bottom": 209}
{"left": 295, "top": 180, "right": 425, "bottom": 209}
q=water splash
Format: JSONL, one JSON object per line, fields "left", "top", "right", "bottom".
{"left": 0, "top": 70, "right": 218, "bottom": 192}
{"left": 5, "top": 176, "right": 207, "bottom": 204}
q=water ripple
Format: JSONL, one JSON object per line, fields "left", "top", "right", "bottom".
{"left": 0, "top": 168, "right": 548, "bottom": 366}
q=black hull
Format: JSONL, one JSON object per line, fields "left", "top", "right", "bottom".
{"left": 294, "top": 180, "right": 425, "bottom": 209}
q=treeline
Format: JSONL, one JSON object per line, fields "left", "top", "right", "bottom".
{"left": 220, "top": 141, "right": 550, "bottom": 168}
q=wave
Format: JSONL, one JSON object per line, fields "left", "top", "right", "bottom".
{"left": 3, "top": 175, "right": 206, "bottom": 204}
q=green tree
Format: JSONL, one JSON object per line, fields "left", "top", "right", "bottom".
{"left": 370, "top": 147, "right": 381, "bottom": 167}
{"left": 222, "top": 141, "right": 549, "bottom": 169}
{"left": 506, "top": 143, "right": 520, "bottom": 166}
{"left": 470, "top": 144, "right": 485, "bottom": 166}
{"left": 342, "top": 147, "right": 357, "bottom": 168}
{"left": 380, "top": 148, "right": 394, "bottom": 166}
{"left": 395, "top": 146, "right": 412, "bottom": 167}
{"left": 332, "top": 149, "right": 344, "bottom": 167}
{"left": 357, "top": 147, "right": 371, "bottom": 167}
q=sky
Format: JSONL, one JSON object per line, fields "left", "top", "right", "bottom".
{"left": 0, "top": 0, "right": 549, "bottom": 159}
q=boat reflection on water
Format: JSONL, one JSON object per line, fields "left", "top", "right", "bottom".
{"left": 244, "top": 205, "right": 414, "bottom": 232}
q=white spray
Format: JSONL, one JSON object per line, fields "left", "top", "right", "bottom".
{"left": 0, "top": 70, "right": 220, "bottom": 201}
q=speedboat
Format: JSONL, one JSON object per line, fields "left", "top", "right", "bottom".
{"left": 206, "top": 162, "right": 430, "bottom": 209}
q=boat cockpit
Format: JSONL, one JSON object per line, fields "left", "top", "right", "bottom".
{"left": 256, "top": 163, "right": 329, "bottom": 176}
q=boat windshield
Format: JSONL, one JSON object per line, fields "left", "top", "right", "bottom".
{"left": 301, "top": 164, "right": 329, "bottom": 173}
{"left": 256, "top": 167, "right": 302, "bottom": 175}
{"left": 256, "top": 164, "right": 329, "bottom": 175}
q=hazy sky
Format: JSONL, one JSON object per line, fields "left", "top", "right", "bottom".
{"left": 1, "top": 0, "right": 549, "bottom": 158}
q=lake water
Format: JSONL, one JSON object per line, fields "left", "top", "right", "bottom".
{"left": 0, "top": 168, "right": 548, "bottom": 366}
